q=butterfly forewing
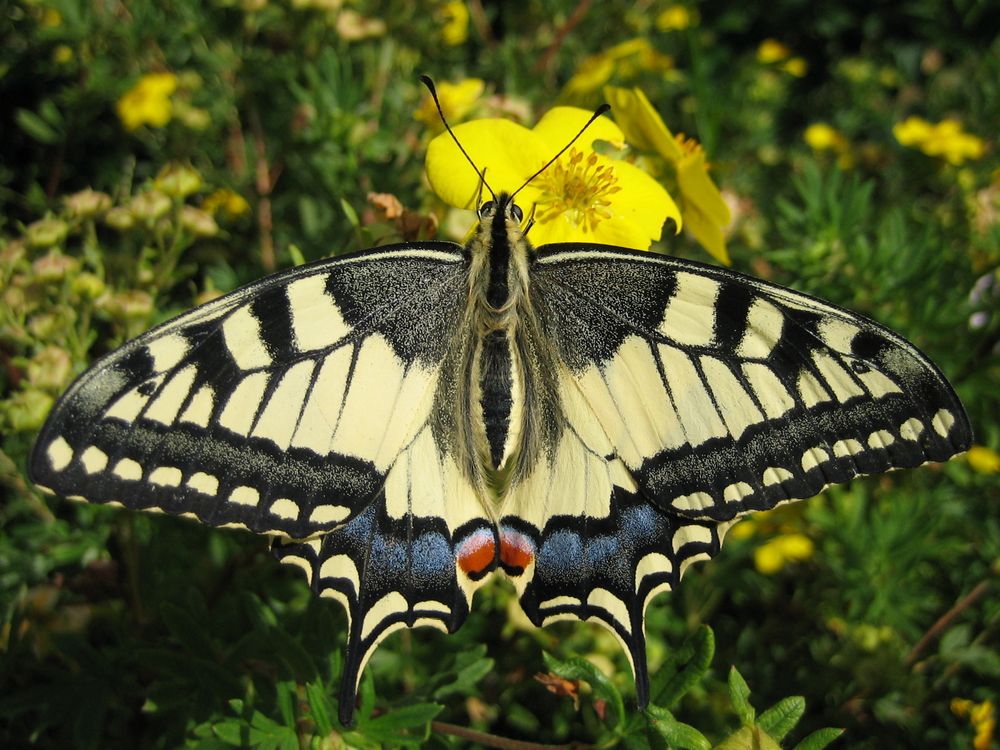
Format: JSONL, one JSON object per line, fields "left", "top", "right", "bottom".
{"left": 531, "top": 243, "right": 970, "bottom": 522}
{"left": 30, "top": 242, "right": 468, "bottom": 539}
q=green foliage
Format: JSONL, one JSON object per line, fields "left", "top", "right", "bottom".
{"left": 2, "top": 1, "right": 998, "bottom": 748}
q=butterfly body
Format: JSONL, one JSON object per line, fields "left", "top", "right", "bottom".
{"left": 30, "top": 192, "right": 971, "bottom": 724}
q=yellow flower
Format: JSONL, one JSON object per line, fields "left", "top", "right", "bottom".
{"left": 753, "top": 533, "right": 814, "bottom": 575}
{"left": 804, "top": 123, "right": 853, "bottom": 168}
{"left": 203, "top": 188, "right": 251, "bottom": 218}
{"left": 782, "top": 57, "right": 808, "bottom": 77}
{"left": 894, "top": 116, "right": 985, "bottom": 165}
{"left": 655, "top": 5, "right": 695, "bottom": 31}
{"left": 41, "top": 8, "right": 62, "bottom": 26}
{"left": 805, "top": 123, "right": 846, "bottom": 151}
{"left": 893, "top": 115, "right": 932, "bottom": 146}
{"left": 415, "top": 78, "right": 485, "bottom": 131}
{"left": 562, "top": 39, "right": 672, "bottom": 98}
{"left": 116, "top": 72, "right": 178, "bottom": 131}
{"left": 425, "top": 107, "right": 680, "bottom": 249}
{"left": 604, "top": 86, "right": 731, "bottom": 264}
{"left": 952, "top": 698, "right": 996, "bottom": 750}
{"left": 757, "top": 39, "right": 792, "bottom": 63}
{"left": 440, "top": 1, "right": 469, "bottom": 46}
{"left": 966, "top": 445, "right": 1000, "bottom": 474}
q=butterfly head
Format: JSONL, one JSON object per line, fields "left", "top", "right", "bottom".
{"left": 475, "top": 192, "right": 532, "bottom": 252}
{"left": 478, "top": 193, "right": 525, "bottom": 226}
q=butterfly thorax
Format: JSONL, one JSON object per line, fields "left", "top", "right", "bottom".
{"left": 453, "top": 195, "right": 560, "bottom": 498}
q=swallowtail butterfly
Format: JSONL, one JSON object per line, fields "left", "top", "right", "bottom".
{"left": 30, "top": 89, "right": 971, "bottom": 725}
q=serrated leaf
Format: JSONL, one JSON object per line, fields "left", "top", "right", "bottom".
{"left": 275, "top": 680, "right": 296, "bottom": 729}
{"left": 306, "top": 680, "right": 335, "bottom": 737}
{"left": 758, "top": 696, "right": 805, "bottom": 741}
{"left": 359, "top": 703, "right": 443, "bottom": 743}
{"left": 650, "top": 626, "right": 715, "bottom": 708}
{"left": 543, "top": 652, "right": 625, "bottom": 730}
{"left": 728, "top": 667, "right": 754, "bottom": 726}
{"left": 791, "top": 727, "right": 844, "bottom": 750}
{"left": 645, "top": 704, "right": 711, "bottom": 750}
{"left": 432, "top": 653, "right": 494, "bottom": 699}
{"left": 213, "top": 719, "right": 247, "bottom": 746}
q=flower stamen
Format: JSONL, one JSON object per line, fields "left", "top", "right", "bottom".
{"left": 533, "top": 148, "right": 622, "bottom": 232}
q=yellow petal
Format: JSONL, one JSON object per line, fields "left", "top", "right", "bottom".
{"left": 893, "top": 116, "right": 932, "bottom": 146}
{"left": 683, "top": 202, "right": 730, "bottom": 265}
{"left": 604, "top": 86, "right": 684, "bottom": 162}
{"left": 967, "top": 445, "right": 1000, "bottom": 474}
{"left": 426, "top": 119, "right": 549, "bottom": 207}
{"left": 678, "top": 150, "right": 730, "bottom": 225}
{"left": 531, "top": 106, "right": 626, "bottom": 151}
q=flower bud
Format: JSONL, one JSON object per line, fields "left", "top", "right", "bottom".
{"left": 129, "top": 190, "right": 172, "bottom": 222}
{"left": 155, "top": 163, "right": 203, "bottom": 199}
{"left": 28, "top": 311, "right": 65, "bottom": 339}
{"left": 99, "top": 290, "right": 154, "bottom": 321}
{"left": 32, "top": 250, "right": 79, "bottom": 283}
{"left": 1, "top": 238, "right": 27, "bottom": 265}
{"left": 180, "top": 205, "right": 219, "bottom": 237}
{"left": 71, "top": 272, "right": 106, "bottom": 300}
{"left": 64, "top": 188, "right": 112, "bottom": 219}
{"left": 25, "top": 218, "right": 69, "bottom": 249}
{"left": 6, "top": 389, "right": 55, "bottom": 432}
{"left": 104, "top": 206, "right": 135, "bottom": 231}
{"left": 27, "top": 346, "right": 73, "bottom": 390}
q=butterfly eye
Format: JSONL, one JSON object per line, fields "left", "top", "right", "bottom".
{"left": 479, "top": 200, "right": 496, "bottom": 218}
{"left": 511, "top": 204, "right": 524, "bottom": 223}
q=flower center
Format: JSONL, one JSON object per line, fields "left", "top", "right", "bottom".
{"left": 533, "top": 148, "right": 621, "bottom": 231}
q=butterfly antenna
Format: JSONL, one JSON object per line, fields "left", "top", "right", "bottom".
{"left": 420, "top": 75, "right": 496, "bottom": 201}
{"left": 510, "top": 103, "right": 611, "bottom": 199}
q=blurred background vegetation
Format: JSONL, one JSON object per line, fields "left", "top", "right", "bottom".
{"left": 1, "top": 0, "right": 998, "bottom": 748}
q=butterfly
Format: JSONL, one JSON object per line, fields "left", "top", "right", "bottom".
{"left": 30, "top": 89, "right": 971, "bottom": 725}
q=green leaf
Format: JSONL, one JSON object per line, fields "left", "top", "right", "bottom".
{"left": 644, "top": 704, "right": 711, "bottom": 750}
{"left": 649, "top": 626, "right": 715, "bottom": 708}
{"left": 160, "top": 602, "right": 216, "bottom": 658}
{"left": 791, "top": 727, "right": 845, "bottom": 750}
{"left": 305, "top": 680, "right": 335, "bottom": 737}
{"left": 714, "top": 726, "right": 781, "bottom": 750}
{"left": 212, "top": 719, "right": 247, "bottom": 746}
{"left": 542, "top": 652, "right": 625, "bottom": 730}
{"left": 275, "top": 680, "right": 296, "bottom": 729}
{"left": 15, "top": 107, "right": 59, "bottom": 143}
{"left": 728, "top": 667, "right": 754, "bottom": 726}
{"left": 287, "top": 243, "right": 307, "bottom": 267}
{"left": 340, "top": 198, "right": 361, "bottom": 228}
{"left": 758, "top": 696, "right": 806, "bottom": 741}
{"left": 359, "top": 703, "right": 443, "bottom": 744}
{"left": 433, "top": 646, "right": 495, "bottom": 699}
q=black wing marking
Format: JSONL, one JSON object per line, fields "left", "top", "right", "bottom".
{"left": 30, "top": 242, "right": 468, "bottom": 539}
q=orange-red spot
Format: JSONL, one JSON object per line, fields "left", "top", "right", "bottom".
{"left": 499, "top": 530, "right": 535, "bottom": 571}
{"left": 457, "top": 533, "right": 496, "bottom": 576}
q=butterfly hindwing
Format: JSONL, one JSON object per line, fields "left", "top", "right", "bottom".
{"left": 29, "top": 242, "right": 468, "bottom": 539}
